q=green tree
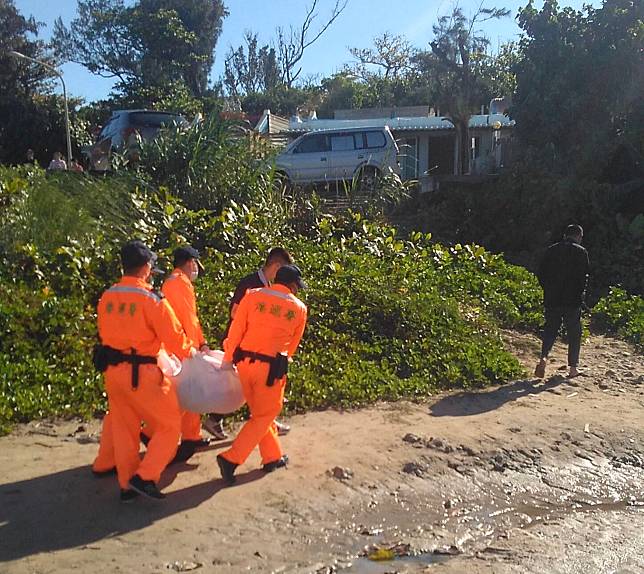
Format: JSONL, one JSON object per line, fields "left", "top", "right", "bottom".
{"left": 0, "top": 0, "right": 54, "bottom": 96}
{"left": 0, "top": 0, "right": 90, "bottom": 164}
{"left": 239, "top": 86, "right": 312, "bottom": 119}
{"left": 315, "top": 73, "right": 369, "bottom": 117}
{"left": 52, "top": 0, "right": 228, "bottom": 104}
{"left": 475, "top": 41, "right": 520, "bottom": 99}
{"left": 415, "top": 4, "right": 510, "bottom": 174}
{"left": 223, "top": 32, "right": 281, "bottom": 100}
{"left": 142, "top": 0, "right": 228, "bottom": 97}
{"left": 111, "top": 78, "right": 204, "bottom": 117}
{"left": 514, "top": 0, "right": 644, "bottom": 177}
{"left": 337, "top": 32, "right": 429, "bottom": 112}
{"left": 348, "top": 32, "right": 417, "bottom": 81}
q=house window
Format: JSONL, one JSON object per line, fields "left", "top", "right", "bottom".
{"left": 398, "top": 137, "right": 418, "bottom": 179}
{"left": 294, "top": 134, "right": 329, "bottom": 153}
{"left": 330, "top": 134, "right": 355, "bottom": 151}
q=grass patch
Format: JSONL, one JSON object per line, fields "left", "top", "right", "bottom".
{"left": 592, "top": 287, "right": 644, "bottom": 350}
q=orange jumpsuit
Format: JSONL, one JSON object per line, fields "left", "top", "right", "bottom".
{"left": 219, "top": 285, "right": 307, "bottom": 466}
{"left": 92, "top": 276, "right": 193, "bottom": 489}
{"left": 94, "top": 269, "right": 206, "bottom": 468}
{"left": 161, "top": 268, "right": 207, "bottom": 441}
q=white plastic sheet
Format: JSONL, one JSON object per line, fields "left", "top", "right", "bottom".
{"left": 157, "top": 349, "right": 182, "bottom": 377}
{"left": 157, "top": 349, "right": 245, "bottom": 414}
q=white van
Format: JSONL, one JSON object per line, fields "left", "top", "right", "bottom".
{"left": 274, "top": 126, "right": 400, "bottom": 188}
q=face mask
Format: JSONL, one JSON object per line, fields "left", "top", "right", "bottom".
{"left": 189, "top": 270, "right": 199, "bottom": 282}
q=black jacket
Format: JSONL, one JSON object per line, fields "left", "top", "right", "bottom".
{"left": 221, "top": 271, "right": 268, "bottom": 342}
{"left": 228, "top": 271, "right": 267, "bottom": 313}
{"left": 537, "top": 238, "right": 590, "bottom": 307}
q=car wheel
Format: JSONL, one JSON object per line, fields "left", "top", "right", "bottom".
{"left": 358, "top": 166, "right": 380, "bottom": 192}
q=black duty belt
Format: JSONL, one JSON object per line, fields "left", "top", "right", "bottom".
{"left": 92, "top": 344, "right": 157, "bottom": 390}
{"left": 232, "top": 348, "right": 289, "bottom": 387}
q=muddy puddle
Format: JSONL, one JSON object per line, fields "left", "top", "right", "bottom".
{"left": 317, "top": 458, "right": 644, "bottom": 574}
{"left": 348, "top": 552, "right": 450, "bottom": 573}
{"left": 333, "top": 500, "right": 643, "bottom": 574}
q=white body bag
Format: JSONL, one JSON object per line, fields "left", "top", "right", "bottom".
{"left": 158, "top": 349, "right": 245, "bottom": 414}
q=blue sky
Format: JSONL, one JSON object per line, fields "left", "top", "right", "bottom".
{"left": 15, "top": 0, "right": 594, "bottom": 103}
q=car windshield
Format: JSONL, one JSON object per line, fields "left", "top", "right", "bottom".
{"left": 129, "top": 113, "right": 186, "bottom": 128}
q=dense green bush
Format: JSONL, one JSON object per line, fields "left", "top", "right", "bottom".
{"left": 409, "top": 170, "right": 644, "bottom": 299}
{"left": 592, "top": 287, "right": 644, "bottom": 350}
{"left": 0, "top": 162, "right": 546, "bottom": 431}
{"left": 0, "top": 142, "right": 638, "bottom": 433}
{"left": 195, "top": 214, "right": 543, "bottom": 410}
{"left": 0, "top": 283, "right": 102, "bottom": 434}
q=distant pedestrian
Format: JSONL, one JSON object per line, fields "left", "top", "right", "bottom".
{"left": 25, "top": 149, "right": 38, "bottom": 166}
{"left": 47, "top": 151, "right": 67, "bottom": 171}
{"left": 535, "top": 224, "right": 589, "bottom": 379}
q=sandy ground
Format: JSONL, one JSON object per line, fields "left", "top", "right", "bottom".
{"left": 1, "top": 333, "right": 643, "bottom": 574}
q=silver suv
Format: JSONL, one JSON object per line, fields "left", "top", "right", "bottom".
{"left": 274, "top": 126, "right": 400, "bottom": 188}
{"left": 84, "top": 110, "right": 187, "bottom": 171}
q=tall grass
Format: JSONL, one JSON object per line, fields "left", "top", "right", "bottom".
{"left": 138, "top": 116, "right": 278, "bottom": 211}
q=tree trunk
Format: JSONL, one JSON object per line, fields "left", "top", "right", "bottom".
{"left": 454, "top": 118, "right": 470, "bottom": 176}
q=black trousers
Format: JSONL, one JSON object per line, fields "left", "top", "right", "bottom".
{"left": 540, "top": 305, "right": 582, "bottom": 367}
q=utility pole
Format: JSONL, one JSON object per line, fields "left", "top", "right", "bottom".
{"left": 9, "top": 51, "right": 73, "bottom": 163}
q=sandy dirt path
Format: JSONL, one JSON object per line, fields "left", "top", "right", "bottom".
{"left": 1, "top": 333, "right": 642, "bottom": 574}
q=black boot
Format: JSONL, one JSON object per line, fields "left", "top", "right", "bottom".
{"left": 128, "top": 474, "right": 165, "bottom": 500}
{"left": 262, "top": 454, "right": 289, "bottom": 473}
{"left": 171, "top": 441, "right": 196, "bottom": 464}
{"left": 216, "top": 454, "right": 238, "bottom": 485}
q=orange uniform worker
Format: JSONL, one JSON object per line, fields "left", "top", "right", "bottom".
{"left": 93, "top": 246, "right": 208, "bottom": 471}
{"left": 94, "top": 240, "right": 193, "bottom": 501}
{"left": 159, "top": 246, "right": 211, "bottom": 448}
{"left": 205, "top": 246, "right": 294, "bottom": 440}
{"left": 216, "top": 265, "right": 308, "bottom": 486}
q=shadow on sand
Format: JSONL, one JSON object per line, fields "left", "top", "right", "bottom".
{"left": 429, "top": 375, "right": 568, "bottom": 418}
{"left": 0, "top": 459, "right": 265, "bottom": 562}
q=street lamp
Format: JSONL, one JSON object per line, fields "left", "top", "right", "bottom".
{"left": 9, "top": 50, "right": 73, "bottom": 164}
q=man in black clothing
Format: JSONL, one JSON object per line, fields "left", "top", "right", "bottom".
{"left": 203, "top": 247, "right": 294, "bottom": 439}
{"left": 535, "top": 224, "right": 590, "bottom": 379}
{"left": 226, "top": 247, "right": 294, "bottom": 330}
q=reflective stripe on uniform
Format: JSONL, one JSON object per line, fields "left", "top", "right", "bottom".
{"left": 107, "top": 286, "right": 160, "bottom": 302}
{"left": 256, "top": 288, "right": 296, "bottom": 303}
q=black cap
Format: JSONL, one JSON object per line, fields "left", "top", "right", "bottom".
{"left": 274, "top": 264, "right": 306, "bottom": 289}
{"left": 120, "top": 240, "right": 157, "bottom": 271}
{"left": 173, "top": 245, "right": 204, "bottom": 271}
